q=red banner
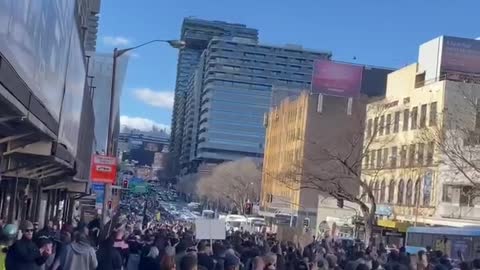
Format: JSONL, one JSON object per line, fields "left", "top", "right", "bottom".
{"left": 91, "top": 155, "right": 117, "bottom": 184}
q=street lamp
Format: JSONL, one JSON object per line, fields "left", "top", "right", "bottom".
{"left": 103, "top": 39, "right": 185, "bottom": 232}
{"left": 106, "top": 39, "right": 186, "bottom": 156}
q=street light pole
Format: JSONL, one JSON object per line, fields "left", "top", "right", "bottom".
{"left": 102, "top": 39, "right": 186, "bottom": 228}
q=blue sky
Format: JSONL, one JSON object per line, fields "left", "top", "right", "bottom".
{"left": 96, "top": 0, "right": 479, "bottom": 132}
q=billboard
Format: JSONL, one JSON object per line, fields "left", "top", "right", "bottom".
{"left": 441, "top": 36, "right": 480, "bottom": 77}
{"left": 91, "top": 155, "right": 117, "bottom": 184}
{"left": 311, "top": 60, "right": 363, "bottom": 97}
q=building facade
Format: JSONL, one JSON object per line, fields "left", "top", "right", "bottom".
{"left": 363, "top": 36, "right": 480, "bottom": 228}
{"left": 0, "top": 0, "right": 101, "bottom": 225}
{"left": 170, "top": 18, "right": 259, "bottom": 175}
{"left": 262, "top": 91, "right": 369, "bottom": 229}
{"left": 179, "top": 37, "right": 331, "bottom": 174}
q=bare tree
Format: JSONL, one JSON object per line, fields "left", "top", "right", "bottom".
{"left": 268, "top": 98, "right": 396, "bottom": 244}
{"left": 197, "top": 158, "right": 262, "bottom": 214}
{"left": 420, "top": 83, "right": 480, "bottom": 202}
{"left": 177, "top": 173, "right": 199, "bottom": 195}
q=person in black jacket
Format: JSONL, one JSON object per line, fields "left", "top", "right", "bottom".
{"left": 96, "top": 237, "right": 123, "bottom": 270}
{"left": 139, "top": 246, "right": 161, "bottom": 270}
{"left": 197, "top": 241, "right": 215, "bottom": 270}
{"left": 6, "top": 220, "right": 51, "bottom": 270}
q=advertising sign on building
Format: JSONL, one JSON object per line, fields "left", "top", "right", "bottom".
{"left": 92, "top": 183, "right": 105, "bottom": 210}
{"left": 311, "top": 60, "right": 363, "bottom": 97}
{"left": 442, "top": 37, "right": 480, "bottom": 78}
{"left": 91, "top": 155, "right": 117, "bottom": 184}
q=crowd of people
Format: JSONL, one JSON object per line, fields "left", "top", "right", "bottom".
{"left": 0, "top": 214, "right": 478, "bottom": 270}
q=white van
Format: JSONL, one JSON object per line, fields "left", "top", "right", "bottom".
{"left": 225, "top": 215, "right": 248, "bottom": 231}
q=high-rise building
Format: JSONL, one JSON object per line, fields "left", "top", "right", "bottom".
{"left": 77, "top": 0, "right": 101, "bottom": 51}
{"left": 170, "top": 18, "right": 259, "bottom": 175}
{"left": 179, "top": 37, "right": 331, "bottom": 173}
{"left": 363, "top": 36, "right": 480, "bottom": 230}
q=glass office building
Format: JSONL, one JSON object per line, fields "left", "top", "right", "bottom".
{"left": 179, "top": 37, "right": 331, "bottom": 173}
{"left": 170, "top": 18, "right": 259, "bottom": 174}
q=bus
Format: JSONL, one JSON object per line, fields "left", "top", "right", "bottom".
{"left": 406, "top": 226, "right": 480, "bottom": 260}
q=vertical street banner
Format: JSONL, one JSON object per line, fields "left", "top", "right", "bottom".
{"left": 92, "top": 183, "right": 105, "bottom": 211}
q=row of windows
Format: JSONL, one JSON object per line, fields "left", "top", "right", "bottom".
{"left": 369, "top": 178, "right": 431, "bottom": 206}
{"left": 209, "top": 49, "right": 317, "bottom": 70}
{"left": 366, "top": 102, "right": 438, "bottom": 137}
{"left": 442, "top": 185, "right": 480, "bottom": 207}
{"left": 364, "top": 142, "right": 435, "bottom": 169}
{"left": 212, "top": 41, "right": 323, "bottom": 58}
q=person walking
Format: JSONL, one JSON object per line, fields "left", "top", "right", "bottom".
{"left": 96, "top": 236, "right": 124, "bottom": 270}
{"left": 0, "top": 224, "right": 18, "bottom": 270}
{"left": 139, "top": 246, "right": 162, "bottom": 270}
{"left": 52, "top": 225, "right": 97, "bottom": 270}
{"left": 5, "top": 220, "right": 51, "bottom": 270}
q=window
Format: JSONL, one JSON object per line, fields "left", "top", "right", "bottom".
{"left": 442, "top": 185, "right": 453, "bottom": 203}
{"left": 380, "top": 180, "right": 386, "bottom": 203}
{"left": 391, "top": 146, "right": 398, "bottom": 168}
{"left": 420, "top": 104, "right": 427, "bottom": 128}
{"left": 377, "top": 149, "right": 382, "bottom": 168}
{"left": 476, "top": 99, "right": 480, "bottom": 130}
{"left": 426, "top": 142, "right": 434, "bottom": 165}
{"left": 408, "top": 144, "right": 416, "bottom": 166}
{"left": 403, "top": 109, "right": 409, "bottom": 131}
{"left": 406, "top": 179, "right": 413, "bottom": 206}
{"left": 417, "top": 143, "right": 425, "bottom": 165}
{"left": 374, "top": 181, "right": 380, "bottom": 200}
{"left": 370, "top": 150, "right": 376, "bottom": 168}
{"left": 367, "top": 119, "right": 373, "bottom": 137}
{"left": 411, "top": 107, "right": 418, "bottom": 130}
{"left": 400, "top": 145, "right": 407, "bottom": 167}
{"left": 383, "top": 148, "right": 389, "bottom": 168}
{"left": 394, "top": 112, "right": 400, "bottom": 133}
{"left": 414, "top": 179, "right": 421, "bottom": 206}
{"left": 386, "top": 114, "right": 391, "bottom": 135}
{"left": 398, "top": 179, "right": 405, "bottom": 204}
{"left": 429, "top": 102, "right": 437, "bottom": 126}
{"left": 364, "top": 153, "right": 370, "bottom": 169}
{"left": 388, "top": 180, "right": 395, "bottom": 203}
{"left": 459, "top": 186, "right": 474, "bottom": 207}
{"left": 423, "top": 172, "right": 432, "bottom": 206}
{"left": 379, "top": 115, "right": 385, "bottom": 136}
{"left": 374, "top": 117, "right": 379, "bottom": 136}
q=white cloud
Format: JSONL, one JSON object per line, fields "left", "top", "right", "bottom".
{"left": 120, "top": 115, "right": 170, "bottom": 132}
{"left": 476, "top": 37, "right": 480, "bottom": 40}
{"left": 125, "top": 51, "right": 140, "bottom": 59}
{"left": 103, "top": 36, "right": 131, "bottom": 46}
{"left": 133, "top": 88, "right": 174, "bottom": 109}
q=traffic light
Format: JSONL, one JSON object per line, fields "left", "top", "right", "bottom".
{"left": 303, "top": 218, "right": 310, "bottom": 228}
{"left": 107, "top": 200, "right": 112, "bottom": 210}
{"left": 337, "top": 199, "right": 344, "bottom": 209}
{"left": 122, "top": 180, "right": 128, "bottom": 189}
